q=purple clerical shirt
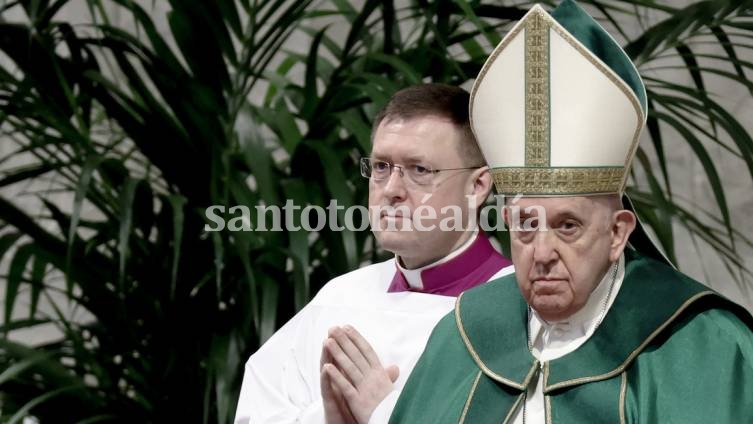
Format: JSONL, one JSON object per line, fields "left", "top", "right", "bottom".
{"left": 387, "top": 233, "right": 512, "bottom": 296}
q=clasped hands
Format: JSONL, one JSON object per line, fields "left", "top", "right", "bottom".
{"left": 320, "top": 325, "right": 399, "bottom": 424}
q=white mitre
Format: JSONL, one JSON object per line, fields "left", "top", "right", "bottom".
{"left": 470, "top": 0, "right": 648, "bottom": 196}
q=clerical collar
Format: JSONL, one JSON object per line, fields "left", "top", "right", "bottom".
{"left": 529, "top": 254, "right": 625, "bottom": 361}
{"left": 387, "top": 231, "right": 512, "bottom": 296}
{"left": 397, "top": 230, "right": 479, "bottom": 289}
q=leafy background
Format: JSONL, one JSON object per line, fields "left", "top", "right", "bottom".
{"left": 0, "top": 0, "right": 751, "bottom": 422}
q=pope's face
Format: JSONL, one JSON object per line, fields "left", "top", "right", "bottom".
{"left": 368, "top": 116, "right": 487, "bottom": 268}
{"left": 507, "top": 196, "right": 630, "bottom": 322}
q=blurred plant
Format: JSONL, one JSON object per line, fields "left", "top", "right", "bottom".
{"left": 0, "top": 0, "right": 751, "bottom": 423}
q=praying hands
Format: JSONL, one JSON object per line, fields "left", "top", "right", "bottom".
{"left": 320, "top": 325, "right": 399, "bottom": 424}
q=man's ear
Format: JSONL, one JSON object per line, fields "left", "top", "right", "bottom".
{"left": 609, "top": 209, "right": 637, "bottom": 262}
{"left": 470, "top": 166, "right": 493, "bottom": 209}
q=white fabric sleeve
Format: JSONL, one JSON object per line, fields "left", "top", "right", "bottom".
{"left": 233, "top": 304, "right": 324, "bottom": 424}
{"left": 367, "top": 389, "right": 400, "bottom": 424}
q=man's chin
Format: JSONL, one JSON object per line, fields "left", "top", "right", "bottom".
{"left": 373, "top": 233, "right": 418, "bottom": 255}
{"left": 530, "top": 297, "right": 571, "bottom": 321}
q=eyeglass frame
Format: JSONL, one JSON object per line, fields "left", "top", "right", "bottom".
{"left": 359, "top": 157, "right": 484, "bottom": 187}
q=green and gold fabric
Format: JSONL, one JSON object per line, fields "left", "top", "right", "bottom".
{"left": 388, "top": 2, "right": 753, "bottom": 423}
{"left": 389, "top": 250, "right": 753, "bottom": 423}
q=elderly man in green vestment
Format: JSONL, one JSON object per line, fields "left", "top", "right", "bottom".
{"left": 383, "top": 1, "right": 753, "bottom": 423}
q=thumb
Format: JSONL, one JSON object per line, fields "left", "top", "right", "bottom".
{"left": 386, "top": 365, "right": 399, "bottom": 382}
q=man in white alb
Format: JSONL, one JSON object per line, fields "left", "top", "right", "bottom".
{"left": 234, "top": 83, "right": 514, "bottom": 423}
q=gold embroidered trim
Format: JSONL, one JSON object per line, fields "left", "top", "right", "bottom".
{"left": 472, "top": 6, "right": 645, "bottom": 196}
{"left": 522, "top": 358, "right": 540, "bottom": 389}
{"left": 459, "top": 371, "right": 483, "bottom": 424}
{"left": 492, "top": 167, "right": 624, "bottom": 195}
{"left": 619, "top": 371, "right": 627, "bottom": 424}
{"left": 455, "top": 292, "right": 535, "bottom": 390}
{"left": 544, "top": 291, "right": 715, "bottom": 391}
{"left": 503, "top": 393, "right": 526, "bottom": 424}
{"left": 525, "top": 10, "right": 550, "bottom": 167}
{"left": 545, "top": 394, "right": 553, "bottom": 424}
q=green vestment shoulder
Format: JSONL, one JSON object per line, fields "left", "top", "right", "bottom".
{"left": 389, "top": 250, "right": 753, "bottom": 423}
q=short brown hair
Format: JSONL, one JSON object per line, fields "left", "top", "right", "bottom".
{"left": 371, "top": 84, "right": 484, "bottom": 166}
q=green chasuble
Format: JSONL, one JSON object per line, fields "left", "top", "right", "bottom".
{"left": 389, "top": 250, "right": 753, "bottom": 423}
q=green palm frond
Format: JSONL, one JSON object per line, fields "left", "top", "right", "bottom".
{"left": 1, "top": 0, "right": 751, "bottom": 422}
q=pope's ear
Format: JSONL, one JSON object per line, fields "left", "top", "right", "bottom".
{"left": 610, "top": 209, "right": 636, "bottom": 262}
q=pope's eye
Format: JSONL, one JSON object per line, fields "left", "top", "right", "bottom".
{"left": 513, "top": 227, "right": 535, "bottom": 242}
{"left": 558, "top": 220, "right": 579, "bottom": 235}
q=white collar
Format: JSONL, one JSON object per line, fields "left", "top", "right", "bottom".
{"left": 529, "top": 253, "right": 625, "bottom": 361}
{"left": 396, "top": 229, "right": 479, "bottom": 290}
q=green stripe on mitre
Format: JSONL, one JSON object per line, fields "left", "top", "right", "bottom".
{"left": 551, "top": 0, "right": 647, "bottom": 113}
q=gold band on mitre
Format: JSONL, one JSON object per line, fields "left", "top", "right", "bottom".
{"left": 492, "top": 167, "right": 625, "bottom": 196}
{"left": 471, "top": 1, "right": 647, "bottom": 196}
